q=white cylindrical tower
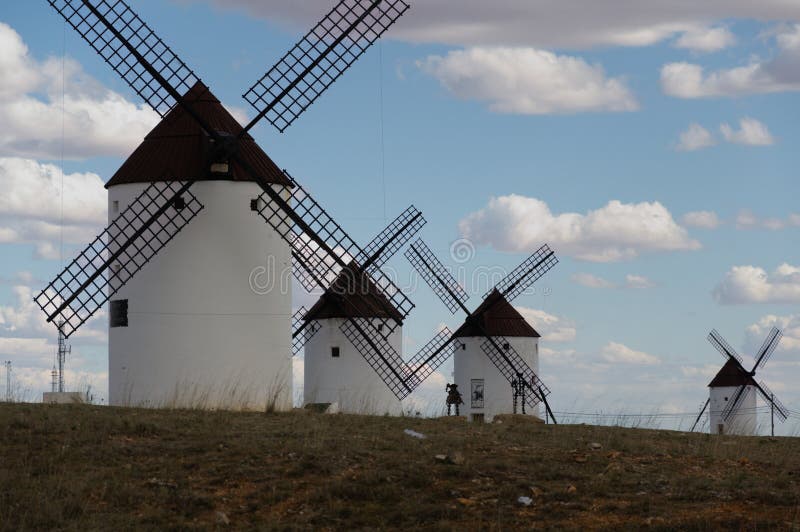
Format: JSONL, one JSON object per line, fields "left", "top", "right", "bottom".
{"left": 106, "top": 83, "right": 292, "bottom": 410}
{"left": 452, "top": 291, "right": 541, "bottom": 423}
{"left": 302, "top": 266, "right": 403, "bottom": 415}
{"left": 708, "top": 359, "right": 758, "bottom": 435}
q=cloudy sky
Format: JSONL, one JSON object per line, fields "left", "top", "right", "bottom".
{"left": 0, "top": 1, "right": 798, "bottom": 432}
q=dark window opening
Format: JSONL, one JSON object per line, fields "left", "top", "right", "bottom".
{"left": 331, "top": 346, "right": 340, "bottom": 358}
{"left": 503, "top": 342, "right": 510, "bottom": 351}
{"left": 110, "top": 299, "right": 129, "bottom": 328}
{"left": 250, "top": 199, "right": 259, "bottom": 212}
{"left": 724, "top": 397, "right": 728, "bottom": 401}
{"left": 173, "top": 196, "right": 186, "bottom": 211}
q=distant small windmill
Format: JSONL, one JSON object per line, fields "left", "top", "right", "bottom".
{"left": 399, "top": 239, "right": 559, "bottom": 423}
{"left": 691, "top": 327, "right": 787, "bottom": 436}
{"left": 293, "top": 206, "right": 426, "bottom": 413}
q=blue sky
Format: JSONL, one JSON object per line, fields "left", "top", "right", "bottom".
{"left": 0, "top": 1, "right": 798, "bottom": 433}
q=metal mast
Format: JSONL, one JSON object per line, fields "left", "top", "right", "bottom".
{"left": 56, "top": 322, "right": 71, "bottom": 393}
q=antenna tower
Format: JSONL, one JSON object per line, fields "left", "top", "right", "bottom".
{"left": 56, "top": 322, "right": 71, "bottom": 393}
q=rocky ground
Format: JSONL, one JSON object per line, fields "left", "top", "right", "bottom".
{"left": 1, "top": 403, "right": 799, "bottom": 530}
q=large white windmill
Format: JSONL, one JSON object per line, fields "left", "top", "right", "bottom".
{"left": 36, "top": 0, "right": 411, "bottom": 409}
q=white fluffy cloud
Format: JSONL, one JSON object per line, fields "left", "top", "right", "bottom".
{"left": 720, "top": 118, "right": 776, "bottom": 146}
{"left": 735, "top": 209, "right": 798, "bottom": 231}
{"left": 0, "top": 22, "right": 158, "bottom": 160}
{"left": 675, "top": 118, "right": 775, "bottom": 151}
{"left": 571, "top": 273, "right": 615, "bottom": 289}
{"left": 418, "top": 47, "right": 638, "bottom": 115}
{"left": 601, "top": 342, "right": 661, "bottom": 365}
{"left": 0, "top": 283, "right": 106, "bottom": 343}
{"left": 682, "top": 211, "right": 721, "bottom": 229}
{"left": 515, "top": 307, "right": 576, "bottom": 343}
{"left": 459, "top": 195, "right": 700, "bottom": 262}
{"left": 190, "top": 0, "right": 800, "bottom": 50}
{"left": 570, "top": 273, "right": 654, "bottom": 289}
{"left": 0, "top": 158, "right": 106, "bottom": 259}
{"left": 662, "top": 25, "right": 800, "bottom": 98}
{"left": 746, "top": 314, "right": 800, "bottom": 356}
{"left": 624, "top": 275, "right": 655, "bottom": 289}
{"left": 674, "top": 26, "right": 736, "bottom": 53}
{"left": 675, "top": 123, "right": 716, "bottom": 151}
{"left": 713, "top": 263, "right": 800, "bottom": 305}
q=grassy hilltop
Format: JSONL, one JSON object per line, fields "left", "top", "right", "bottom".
{"left": 1, "top": 403, "right": 799, "bottom": 530}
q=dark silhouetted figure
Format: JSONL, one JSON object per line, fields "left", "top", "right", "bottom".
{"left": 446, "top": 383, "right": 464, "bottom": 416}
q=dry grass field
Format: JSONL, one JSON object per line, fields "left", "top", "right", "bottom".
{"left": 1, "top": 403, "right": 799, "bottom": 530}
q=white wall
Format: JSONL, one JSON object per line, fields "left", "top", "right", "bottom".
{"left": 454, "top": 336, "right": 539, "bottom": 422}
{"left": 303, "top": 317, "right": 403, "bottom": 415}
{"left": 107, "top": 181, "right": 292, "bottom": 410}
{"left": 709, "top": 385, "right": 757, "bottom": 435}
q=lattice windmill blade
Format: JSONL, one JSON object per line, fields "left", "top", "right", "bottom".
{"left": 753, "top": 327, "right": 783, "bottom": 371}
{"left": 721, "top": 384, "right": 752, "bottom": 422}
{"left": 708, "top": 329, "right": 744, "bottom": 365}
{"left": 486, "top": 244, "right": 558, "bottom": 302}
{"left": 405, "top": 239, "right": 469, "bottom": 314}
{"left": 48, "top": 0, "right": 200, "bottom": 118}
{"left": 242, "top": 0, "right": 411, "bottom": 133}
{"left": 403, "top": 328, "right": 463, "bottom": 391}
{"left": 359, "top": 206, "right": 426, "bottom": 273}
{"left": 756, "top": 380, "right": 789, "bottom": 422}
{"left": 34, "top": 182, "right": 204, "bottom": 338}
{"left": 479, "top": 337, "right": 550, "bottom": 410}
{"left": 291, "top": 306, "right": 322, "bottom": 357}
{"left": 254, "top": 172, "right": 413, "bottom": 328}
{"left": 340, "top": 318, "right": 414, "bottom": 400}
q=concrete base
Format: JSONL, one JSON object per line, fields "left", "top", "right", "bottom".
{"left": 43, "top": 392, "right": 86, "bottom": 404}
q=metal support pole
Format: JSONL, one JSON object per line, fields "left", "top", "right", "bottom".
{"left": 771, "top": 394, "right": 775, "bottom": 437}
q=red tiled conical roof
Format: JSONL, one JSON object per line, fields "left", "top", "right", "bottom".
{"left": 453, "top": 289, "right": 541, "bottom": 338}
{"left": 106, "top": 82, "right": 289, "bottom": 188}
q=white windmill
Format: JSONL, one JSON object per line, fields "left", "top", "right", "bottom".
{"left": 36, "top": 0, "right": 411, "bottom": 408}
{"left": 295, "top": 208, "right": 425, "bottom": 415}
{"left": 401, "top": 240, "right": 559, "bottom": 423}
{"left": 691, "top": 328, "right": 787, "bottom": 436}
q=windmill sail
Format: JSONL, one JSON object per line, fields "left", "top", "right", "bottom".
{"left": 359, "top": 206, "right": 426, "bottom": 273}
{"left": 486, "top": 244, "right": 558, "bottom": 303}
{"left": 403, "top": 328, "right": 463, "bottom": 390}
{"left": 35, "top": 182, "right": 203, "bottom": 338}
{"left": 243, "top": 0, "right": 411, "bottom": 132}
{"left": 479, "top": 337, "right": 550, "bottom": 409}
{"left": 756, "top": 380, "right": 788, "bottom": 422}
{"left": 708, "top": 329, "right": 743, "bottom": 364}
{"left": 254, "top": 172, "right": 415, "bottom": 327}
{"left": 754, "top": 327, "right": 782, "bottom": 370}
{"left": 405, "top": 239, "right": 469, "bottom": 314}
{"left": 48, "top": 0, "right": 199, "bottom": 117}
{"left": 340, "top": 318, "right": 413, "bottom": 399}
{"left": 291, "top": 306, "right": 321, "bottom": 357}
